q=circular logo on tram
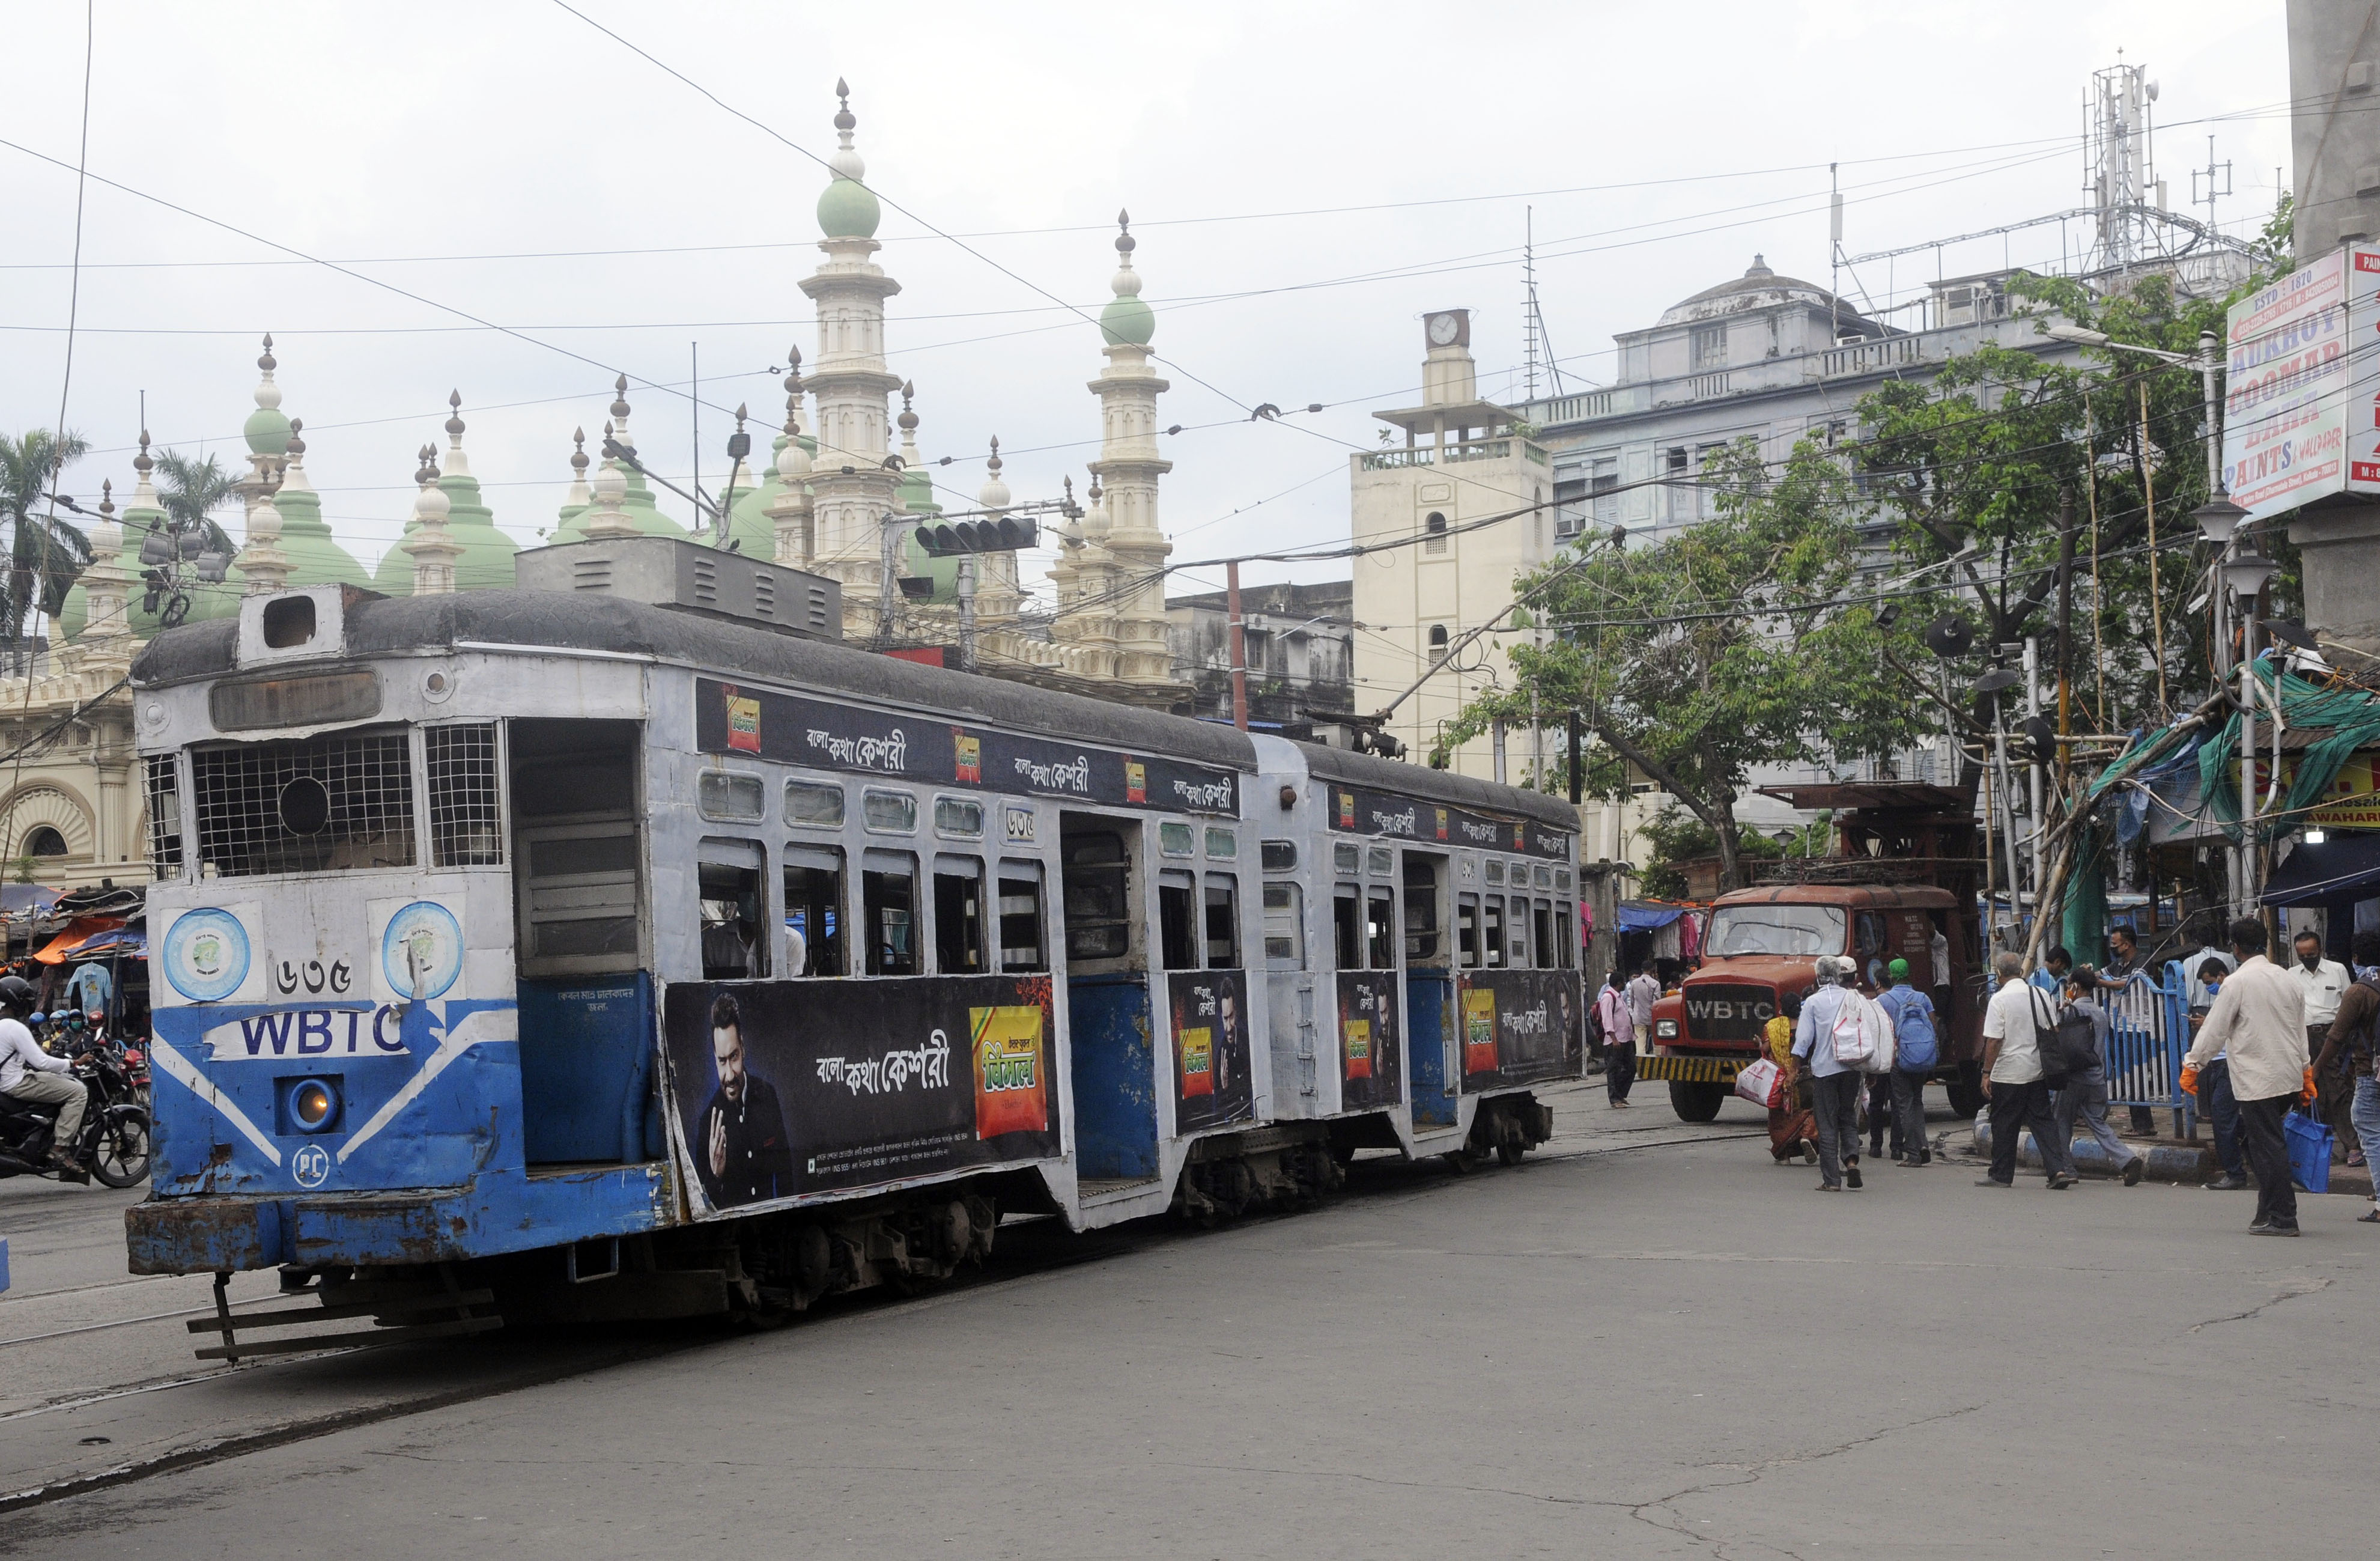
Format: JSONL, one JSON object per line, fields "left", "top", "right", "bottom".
{"left": 291, "top": 1143, "right": 331, "bottom": 1188}
{"left": 162, "top": 908, "right": 250, "bottom": 1003}
{"left": 381, "top": 902, "right": 463, "bottom": 1002}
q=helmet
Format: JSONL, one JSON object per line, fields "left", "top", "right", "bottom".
{"left": 0, "top": 975, "right": 38, "bottom": 1015}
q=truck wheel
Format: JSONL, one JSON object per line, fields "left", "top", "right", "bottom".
{"left": 1944, "top": 1063, "right": 1985, "bottom": 1119}
{"left": 1669, "top": 1080, "right": 1726, "bottom": 1123}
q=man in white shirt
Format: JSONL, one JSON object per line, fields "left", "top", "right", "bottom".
{"left": 1625, "top": 967, "right": 1660, "bottom": 1038}
{"left": 1978, "top": 951, "right": 2077, "bottom": 1190}
{"left": 2292, "top": 928, "right": 2358, "bottom": 1166}
{"left": 1, "top": 1003, "right": 83, "bottom": 1169}
{"left": 2185, "top": 917, "right": 2312, "bottom": 1235}
{"left": 1790, "top": 957, "right": 1871, "bottom": 1191}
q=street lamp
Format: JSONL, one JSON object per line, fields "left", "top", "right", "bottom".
{"left": 2222, "top": 549, "right": 2281, "bottom": 907}
{"left": 2192, "top": 494, "right": 2248, "bottom": 548}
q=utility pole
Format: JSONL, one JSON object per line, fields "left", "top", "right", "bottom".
{"left": 956, "top": 554, "right": 978, "bottom": 674}
{"left": 2024, "top": 636, "right": 2045, "bottom": 898}
{"left": 1225, "top": 559, "right": 1249, "bottom": 732}
{"left": 876, "top": 511, "right": 901, "bottom": 643}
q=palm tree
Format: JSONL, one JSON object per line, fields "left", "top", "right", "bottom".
{"left": 0, "top": 428, "right": 93, "bottom": 664}
{"left": 150, "top": 449, "right": 240, "bottom": 558}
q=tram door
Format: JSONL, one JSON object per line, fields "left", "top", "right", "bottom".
{"left": 1403, "top": 853, "right": 1456, "bottom": 1127}
{"left": 509, "top": 719, "right": 660, "bottom": 1165}
{"left": 1059, "top": 813, "right": 1159, "bottom": 1185}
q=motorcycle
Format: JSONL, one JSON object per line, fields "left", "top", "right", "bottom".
{"left": 0, "top": 1037, "right": 153, "bottom": 1188}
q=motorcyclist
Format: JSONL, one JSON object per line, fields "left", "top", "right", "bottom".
{"left": 0, "top": 975, "right": 83, "bottom": 1169}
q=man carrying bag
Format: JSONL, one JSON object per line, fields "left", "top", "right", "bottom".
{"left": 1875, "top": 959, "right": 1937, "bottom": 1167}
{"left": 1978, "top": 952, "right": 2078, "bottom": 1190}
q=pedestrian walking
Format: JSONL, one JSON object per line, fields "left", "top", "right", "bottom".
{"left": 2290, "top": 928, "right": 2358, "bottom": 1167}
{"left": 1596, "top": 971, "right": 1636, "bottom": 1109}
{"left": 2053, "top": 966, "right": 2146, "bottom": 1185}
{"left": 1978, "top": 951, "right": 2078, "bottom": 1190}
{"left": 1764, "top": 993, "right": 1817, "bottom": 1166}
{"left": 2320, "top": 931, "right": 2380, "bottom": 1219}
{"left": 2183, "top": 917, "right": 2312, "bottom": 1237}
{"left": 1874, "top": 958, "right": 1937, "bottom": 1167}
{"left": 1791, "top": 956, "right": 1872, "bottom": 1191}
{"left": 1625, "top": 966, "right": 1660, "bottom": 1046}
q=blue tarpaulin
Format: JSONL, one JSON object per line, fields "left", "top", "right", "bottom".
{"left": 1617, "top": 902, "right": 1689, "bottom": 933}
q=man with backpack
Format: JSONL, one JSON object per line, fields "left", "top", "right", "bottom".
{"left": 1595, "top": 970, "right": 1636, "bottom": 1109}
{"left": 1978, "top": 951, "right": 2078, "bottom": 1190}
{"left": 1791, "top": 956, "right": 1874, "bottom": 1191}
{"left": 1874, "top": 958, "right": 1937, "bottom": 1167}
{"left": 2054, "top": 965, "right": 2146, "bottom": 1185}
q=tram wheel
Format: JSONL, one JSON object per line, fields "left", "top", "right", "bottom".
{"left": 1442, "top": 1148, "right": 1481, "bottom": 1175}
{"left": 1496, "top": 1140, "right": 1524, "bottom": 1167}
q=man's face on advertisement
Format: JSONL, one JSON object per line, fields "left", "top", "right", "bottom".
{"left": 1219, "top": 993, "right": 1236, "bottom": 1039}
{"left": 713, "top": 1024, "right": 746, "bottom": 1101}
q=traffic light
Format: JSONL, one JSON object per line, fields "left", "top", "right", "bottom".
{"left": 914, "top": 516, "right": 1038, "bottom": 557}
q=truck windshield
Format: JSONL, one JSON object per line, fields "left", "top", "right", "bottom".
{"left": 1705, "top": 904, "right": 1846, "bottom": 958}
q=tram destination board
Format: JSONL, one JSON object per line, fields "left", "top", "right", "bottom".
{"left": 663, "top": 973, "right": 1063, "bottom": 1213}
{"left": 1324, "top": 782, "right": 1570, "bottom": 860}
{"left": 696, "top": 678, "right": 1239, "bottom": 816}
{"left": 1458, "top": 969, "right": 1583, "bottom": 1091}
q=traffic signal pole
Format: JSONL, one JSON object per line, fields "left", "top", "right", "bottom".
{"left": 1226, "top": 559, "right": 1249, "bottom": 732}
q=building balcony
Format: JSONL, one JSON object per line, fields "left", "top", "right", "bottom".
{"left": 1359, "top": 437, "right": 1549, "bottom": 472}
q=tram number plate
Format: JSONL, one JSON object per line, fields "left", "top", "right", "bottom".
{"left": 1004, "top": 806, "right": 1036, "bottom": 843}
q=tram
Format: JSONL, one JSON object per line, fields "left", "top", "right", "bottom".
{"left": 124, "top": 546, "right": 1582, "bottom": 1342}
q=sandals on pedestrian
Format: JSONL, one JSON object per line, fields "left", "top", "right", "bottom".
{"left": 2357, "top": 1208, "right": 2380, "bottom": 1224}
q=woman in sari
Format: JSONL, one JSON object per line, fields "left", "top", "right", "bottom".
{"left": 1765, "top": 991, "right": 1818, "bottom": 1164}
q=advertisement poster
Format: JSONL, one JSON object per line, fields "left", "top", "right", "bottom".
{"left": 1336, "top": 970, "right": 1404, "bottom": 1110}
{"left": 1323, "top": 782, "right": 1571, "bottom": 862}
{"left": 2221, "top": 246, "right": 2380, "bottom": 523}
{"left": 1167, "top": 969, "right": 1254, "bottom": 1133}
{"left": 2250, "top": 750, "right": 2380, "bottom": 830}
{"left": 662, "top": 973, "right": 1061, "bottom": 1214}
{"left": 1458, "top": 969, "right": 1583, "bottom": 1091}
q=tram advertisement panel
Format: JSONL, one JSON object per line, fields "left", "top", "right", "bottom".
{"left": 1323, "top": 783, "right": 1571, "bottom": 862}
{"left": 694, "top": 678, "right": 1238, "bottom": 816}
{"left": 1335, "top": 971, "right": 1404, "bottom": 1110}
{"left": 663, "top": 974, "right": 1061, "bottom": 1214}
{"left": 1167, "top": 970, "right": 1254, "bottom": 1133}
{"left": 1457, "top": 969, "right": 1584, "bottom": 1091}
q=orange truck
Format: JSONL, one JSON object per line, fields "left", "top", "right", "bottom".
{"left": 1639, "top": 783, "right": 1990, "bottom": 1123}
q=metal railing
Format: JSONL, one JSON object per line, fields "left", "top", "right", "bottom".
{"left": 2104, "top": 961, "right": 2196, "bottom": 1135}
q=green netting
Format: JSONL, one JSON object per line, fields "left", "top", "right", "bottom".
{"left": 2197, "top": 659, "right": 2380, "bottom": 841}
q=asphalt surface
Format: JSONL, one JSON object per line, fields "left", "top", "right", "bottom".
{"left": 4, "top": 1084, "right": 2376, "bottom": 1559}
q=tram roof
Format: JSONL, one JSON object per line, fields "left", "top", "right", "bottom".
{"left": 132, "top": 589, "right": 1257, "bottom": 773}
{"left": 1291, "top": 739, "right": 1580, "bottom": 831}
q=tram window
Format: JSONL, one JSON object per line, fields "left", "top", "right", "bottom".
{"left": 863, "top": 790, "right": 918, "bottom": 835}
{"left": 1333, "top": 842, "right": 1360, "bottom": 875}
{"left": 511, "top": 719, "right": 641, "bottom": 976}
{"left": 1532, "top": 899, "right": 1553, "bottom": 969}
{"left": 862, "top": 849, "right": 918, "bottom": 975}
{"left": 1555, "top": 901, "right": 1576, "bottom": 969}
{"left": 997, "top": 862, "right": 1046, "bottom": 973}
{"left": 1158, "top": 869, "right": 1200, "bottom": 970}
{"left": 1159, "top": 821, "right": 1195, "bottom": 859}
{"left": 933, "top": 854, "right": 988, "bottom": 974}
{"left": 699, "top": 847, "right": 769, "bottom": 981}
{"left": 697, "top": 770, "right": 765, "bottom": 823}
{"left": 786, "top": 780, "right": 845, "bottom": 828}
{"left": 934, "top": 797, "right": 985, "bottom": 839}
{"left": 1261, "top": 839, "right": 1296, "bottom": 873}
{"left": 1367, "top": 887, "right": 1397, "bottom": 970}
{"left": 425, "top": 723, "right": 502, "bottom": 866}
{"left": 1555, "top": 868, "right": 1573, "bottom": 892}
{"left": 782, "top": 844, "right": 844, "bottom": 977}
{"left": 1263, "top": 881, "right": 1304, "bottom": 969}
{"left": 1483, "top": 896, "right": 1506, "bottom": 967}
{"left": 1535, "top": 864, "right": 1553, "bottom": 890}
{"left": 1061, "top": 829, "right": 1132, "bottom": 961}
{"left": 1367, "top": 845, "right": 1393, "bottom": 879}
{"left": 1204, "top": 826, "right": 1237, "bottom": 861}
{"left": 1404, "top": 860, "right": 1442, "bottom": 962}
{"left": 1484, "top": 860, "right": 1505, "bottom": 887}
{"left": 1456, "top": 894, "right": 1481, "bottom": 969}
{"left": 1204, "top": 874, "right": 1239, "bottom": 969}
{"left": 1334, "top": 887, "right": 1362, "bottom": 969}
{"left": 1508, "top": 896, "right": 1530, "bottom": 963}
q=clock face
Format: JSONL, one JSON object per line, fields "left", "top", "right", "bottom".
{"left": 1427, "top": 312, "right": 1460, "bottom": 346}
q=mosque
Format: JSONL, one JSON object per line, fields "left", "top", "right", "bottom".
{"left": 10, "top": 82, "right": 1186, "bottom": 881}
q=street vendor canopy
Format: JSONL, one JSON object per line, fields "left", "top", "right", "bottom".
{"left": 34, "top": 916, "right": 126, "bottom": 965}
{"left": 2262, "top": 833, "right": 2380, "bottom": 907}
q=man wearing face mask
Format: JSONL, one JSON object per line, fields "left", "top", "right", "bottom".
{"left": 2293, "top": 928, "right": 2357, "bottom": 1167}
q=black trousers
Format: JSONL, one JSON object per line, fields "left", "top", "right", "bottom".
{"left": 1605, "top": 1042, "right": 1636, "bottom": 1103}
{"left": 2235, "top": 1094, "right": 2300, "bottom": 1230}
{"left": 1987, "top": 1077, "right": 2071, "bottom": 1184}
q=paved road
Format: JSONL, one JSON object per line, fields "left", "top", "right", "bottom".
{"left": 6, "top": 1087, "right": 2376, "bottom": 1558}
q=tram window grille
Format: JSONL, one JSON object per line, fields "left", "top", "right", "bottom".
{"left": 191, "top": 729, "right": 416, "bottom": 878}
{"left": 426, "top": 724, "right": 502, "bottom": 866}
{"left": 145, "top": 755, "right": 183, "bottom": 880}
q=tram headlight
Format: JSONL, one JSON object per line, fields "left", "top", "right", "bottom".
{"left": 280, "top": 1077, "right": 343, "bottom": 1134}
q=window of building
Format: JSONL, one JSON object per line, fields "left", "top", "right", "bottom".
{"left": 23, "top": 826, "right": 66, "bottom": 858}
{"left": 1204, "top": 874, "right": 1239, "bottom": 969}
{"left": 1696, "top": 443, "right": 1728, "bottom": 518}
{"left": 1424, "top": 511, "right": 1448, "bottom": 555}
{"left": 1690, "top": 322, "right": 1728, "bottom": 372}
{"left": 1590, "top": 455, "right": 1621, "bottom": 526}
{"left": 1428, "top": 624, "right": 1450, "bottom": 663}
{"left": 862, "top": 848, "right": 918, "bottom": 975}
{"left": 1159, "top": 868, "right": 1200, "bottom": 970}
{"left": 783, "top": 844, "right": 843, "bottom": 976}
{"left": 997, "top": 863, "right": 1046, "bottom": 973}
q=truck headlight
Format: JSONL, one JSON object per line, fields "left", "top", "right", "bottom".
{"left": 1655, "top": 1020, "right": 1678, "bottom": 1039}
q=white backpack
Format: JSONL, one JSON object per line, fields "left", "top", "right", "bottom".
{"left": 1827, "top": 991, "right": 1875, "bottom": 1067}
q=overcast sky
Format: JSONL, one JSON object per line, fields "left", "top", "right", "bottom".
{"left": 2, "top": 1, "right": 2294, "bottom": 612}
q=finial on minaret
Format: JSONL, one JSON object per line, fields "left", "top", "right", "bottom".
{"left": 1100, "top": 208, "right": 1155, "bottom": 347}
{"left": 259, "top": 333, "right": 277, "bottom": 376}
{"left": 977, "top": 437, "right": 1009, "bottom": 510}
{"left": 446, "top": 389, "right": 464, "bottom": 440}
{"left": 404, "top": 437, "right": 460, "bottom": 594}
{"left": 834, "top": 78, "right": 855, "bottom": 133}
{"left": 584, "top": 427, "right": 636, "bottom": 540}
{"left": 783, "top": 344, "right": 804, "bottom": 400}
{"left": 897, "top": 382, "right": 918, "bottom": 437}
{"left": 133, "top": 430, "right": 153, "bottom": 480}
{"left": 287, "top": 419, "right": 306, "bottom": 461}
{"left": 569, "top": 427, "right": 589, "bottom": 480}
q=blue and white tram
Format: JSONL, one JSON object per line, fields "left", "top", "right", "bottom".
{"left": 124, "top": 573, "right": 1580, "bottom": 1334}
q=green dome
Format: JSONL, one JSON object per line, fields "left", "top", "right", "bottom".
{"left": 1099, "top": 295, "right": 1156, "bottom": 347}
{"left": 273, "top": 481, "right": 371, "bottom": 592}
{"left": 243, "top": 406, "right": 293, "bottom": 455}
{"left": 548, "top": 456, "right": 688, "bottom": 549}
{"left": 56, "top": 580, "right": 87, "bottom": 641}
{"left": 818, "top": 177, "right": 881, "bottom": 240}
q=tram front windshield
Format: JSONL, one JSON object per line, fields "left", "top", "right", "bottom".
{"left": 1705, "top": 904, "right": 1847, "bottom": 958}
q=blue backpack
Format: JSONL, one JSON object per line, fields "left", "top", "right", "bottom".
{"left": 1884, "top": 987, "right": 1938, "bottom": 1070}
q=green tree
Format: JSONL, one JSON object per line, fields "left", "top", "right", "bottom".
{"left": 150, "top": 449, "right": 241, "bottom": 559}
{"left": 1437, "top": 439, "right": 1922, "bottom": 892}
{"left": 1635, "top": 803, "right": 1791, "bottom": 898}
{"left": 0, "top": 428, "right": 94, "bottom": 657}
